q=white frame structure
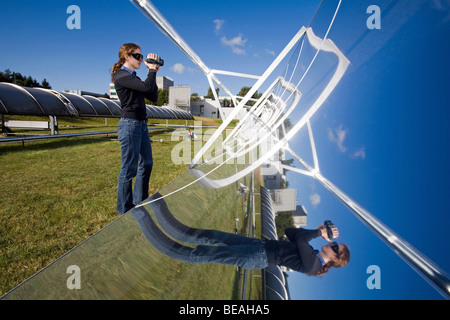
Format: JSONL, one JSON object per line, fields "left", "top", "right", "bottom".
{"left": 130, "top": 0, "right": 450, "bottom": 299}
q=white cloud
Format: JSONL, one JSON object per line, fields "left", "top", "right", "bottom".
{"left": 309, "top": 193, "right": 321, "bottom": 208}
{"left": 432, "top": 0, "right": 450, "bottom": 22}
{"left": 213, "top": 21, "right": 248, "bottom": 55}
{"left": 328, "top": 124, "right": 366, "bottom": 160}
{"left": 170, "top": 63, "right": 185, "bottom": 74}
{"left": 327, "top": 124, "right": 348, "bottom": 153}
{"left": 352, "top": 147, "right": 366, "bottom": 159}
{"left": 213, "top": 19, "right": 225, "bottom": 34}
{"left": 265, "top": 49, "right": 276, "bottom": 56}
{"left": 231, "top": 46, "right": 246, "bottom": 55}
{"left": 221, "top": 34, "right": 247, "bottom": 55}
{"left": 221, "top": 35, "right": 247, "bottom": 47}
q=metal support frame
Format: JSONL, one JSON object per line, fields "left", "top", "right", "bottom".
{"left": 49, "top": 116, "right": 58, "bottom": 135}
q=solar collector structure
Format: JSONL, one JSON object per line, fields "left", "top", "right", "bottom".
{"left": 0, "top": 83, "right": 194, "bottom": 120}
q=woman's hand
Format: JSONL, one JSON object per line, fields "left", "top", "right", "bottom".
{"left": 317, "top": 224, "right": 339, "bottom": 242}
{"left": 145, "top": 53, "right": 161, "bottom": 72}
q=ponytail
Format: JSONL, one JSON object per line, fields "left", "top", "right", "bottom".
{"left": 111, "top": 43, "right": 141, "bottom": 82}
{"left": 111, "top": 58, "right": 125, "bottom": 81}
{"left": 310, "top": 261, "right": 335, "bottom": 277}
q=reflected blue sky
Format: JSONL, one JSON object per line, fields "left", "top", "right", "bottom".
{"left": 285, "top": 0, "right": 450, "bottom": 300}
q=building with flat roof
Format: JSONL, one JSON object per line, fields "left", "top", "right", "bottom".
{"left": 168, "top": 86, "right": 190, "bottom": 112}
{"left": 190, "top": 99, "right": 220, "bottom": 118}
{"left": 109, "top": 83, "right": 118, "bottom": 100}
{"left": 156, "top": 76, "right": 174, "bottom": 90}
{"left": 269, "top": 189, "right": 297, "bottom": 213}
{"left": 294, "top": 205, "right": 307, "bottom": 227}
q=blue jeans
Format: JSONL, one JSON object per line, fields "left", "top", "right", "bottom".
{"left": 189, "top": 238, "right": 268, "bottom": 270}
{"left": 117, "top": 118, "right": 153, "bottom": 214}
{"left": 131, "top": 199, "right": 269, "bottom": 270}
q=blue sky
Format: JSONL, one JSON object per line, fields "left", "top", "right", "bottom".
{"left": 1, "top": 0, "right": 449, "bottom": 300}
{"left": 0, "top": 0, "right": 320, "bottom": 95}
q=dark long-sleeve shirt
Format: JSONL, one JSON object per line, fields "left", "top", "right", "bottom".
{"left": 264, "top": 228, "right": 323, "bottom": 274}
{"left": 113, "top": 68, "right": 158, "bottom": 120}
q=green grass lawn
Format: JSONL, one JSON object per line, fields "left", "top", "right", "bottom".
{"left": 0, "top": 116, "right": 235, "bottom": 296}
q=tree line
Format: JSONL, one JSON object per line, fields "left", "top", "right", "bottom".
{"left": 0, "top": 69, "right": 51, "bottom": 89}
